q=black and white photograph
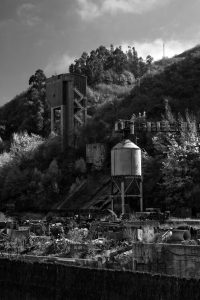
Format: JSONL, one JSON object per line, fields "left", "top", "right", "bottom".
{"left": 0, "top": 0, "right": 200, "bottom": 299}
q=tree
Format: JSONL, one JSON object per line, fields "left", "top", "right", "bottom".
{"left": 10, "top": 131, "right": 44, "bottom": 163}
{"left": 161, "top": 136, "right": 200, "bottom": 212}
{"left": 86, "top": 50, "right": 104, "bottom": 84}
{"left": 146, "top": 55, "right": 154, "bottom": 74}
{"left": 69, "top": 45, "right": 133, "bottom": 85}
{"left": 0, "top": 136, "right": 4, "bottom": 153}
{"left": 138, "top": 57, "right": 147, "bottom": 78}
{"left": 111, "top": 47, "right": 128, "bottom": 74}
{"left": 29, "top": 69, "right": 46, "bottom": 90}
{"left": 71, "top": 52, "right": 88, "bottom": 75}
{"left": 152, "top": 112, "right": 200, "bottom": 213}
{"left": 21, "top": 69, "right": 50, "bottom": 136}
{"left": 1, "top": 165, "right": 34, "bottom": 206}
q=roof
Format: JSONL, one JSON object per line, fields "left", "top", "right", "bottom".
{"left": 112, "top": 139, "right": 140, "bottom": 150}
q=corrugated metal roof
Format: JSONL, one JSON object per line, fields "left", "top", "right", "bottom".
{"left": 112, "top": 139, "right": 140, "bottom": 150}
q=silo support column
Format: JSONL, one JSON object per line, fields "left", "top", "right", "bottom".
{"left": 110, "top": 195, "right": 114, "bottom": 211}
{"left": 60, "top": 105, "right": 66, "bottom": 151}
{"left": 51, "top": 108, "right": 55, "bottom": 133}
{"left": 121, "top": 181, "right": 125, "bottom": 214}
{"left": 140, "top": 180, "right": 143, "bottom": 212}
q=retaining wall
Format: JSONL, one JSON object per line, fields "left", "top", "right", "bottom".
{"left": 133, "top": 243, "right": 200, "bottom": 278}
{"left": 0, "top": 257, "right": 200, "bottom": 299}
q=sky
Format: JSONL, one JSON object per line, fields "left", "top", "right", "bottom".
{"left": 0, "top": 0, "right": 200, "bottom": 106}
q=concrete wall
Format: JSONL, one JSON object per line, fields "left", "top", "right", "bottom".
{"left": 0, "top": 257, "right": 200, "bottom": 300}
{"left": 133, "top": 242, "right": 200, "bottom": 278}
{"left": 86, "top": 143, "right": 107, "bottom": 170}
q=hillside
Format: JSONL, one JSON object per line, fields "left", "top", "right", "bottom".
{"left": 83, "top": 51, "right": 200, "bottom": 145}
{"left": 1, "top": 44, "right": 200, "bottom": 214}
{"left": 176, "top": 44, "right": 200, "bottom": 58}
{"left": 1, "top": 45, "right": 200, "bottom": 143}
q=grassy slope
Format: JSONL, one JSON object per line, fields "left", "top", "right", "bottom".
{"left": 84, "top": 48, "right": 200, "bottom": 146}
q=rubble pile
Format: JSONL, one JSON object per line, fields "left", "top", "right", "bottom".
{"left": 1, "top": 211, "right": 200, "bottom": 271}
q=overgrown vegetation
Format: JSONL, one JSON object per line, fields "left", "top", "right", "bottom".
{"left": 69, "top": 45, "right": 152, "bottom": 86}
{"left": 0, "top": 69, "right": 50, "bottom": 141}
{"left": 0, "top": 132, "right": 79, "bottom": 210}
{"left": 0, "top": 44, "right": 200, "bottom": 214}
{"left": 143, "top": 109, "right": 200, "bottom": 214}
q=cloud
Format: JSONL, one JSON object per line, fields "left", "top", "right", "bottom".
{"left": 76, "top": 0, "right": 101, "bottom": 20}
{"left": 102, "top": 0, "right": 170, "bottom": 14}
{"left": 121, "top": 39, "right": 199, "bottom": 60}
{"left": 45, "top": 53, "right": 75, "bottom": 76}
{"left": 17, "top": 3, "right": 41, "bottom": 27}
{"left": 0, "top": 19, "right": 14, "bottom": 29}
{"left": 76, "top": 0, "right": 171, "bottom": 20}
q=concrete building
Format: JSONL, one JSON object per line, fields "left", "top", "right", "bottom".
{"left": 46, "top": 73, "right": 87, "bottom": 150}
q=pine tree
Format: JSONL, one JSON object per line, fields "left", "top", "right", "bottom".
{"left": 21, "top": 69, "right": 50, "bottom": 136}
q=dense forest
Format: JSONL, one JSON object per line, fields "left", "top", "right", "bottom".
{"left": 0, "top": 44, "right": 200, "bottom": 214}
{"left": 69, "top": 45, "right": 152, "bottom": 85}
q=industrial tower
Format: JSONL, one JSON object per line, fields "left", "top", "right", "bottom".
{"left": 46, "top": 73, "right": 87, "bottom": 150}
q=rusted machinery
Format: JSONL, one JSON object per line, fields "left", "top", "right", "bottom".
{"left": 114, "top": 115, "right": 198, "bottom": 136}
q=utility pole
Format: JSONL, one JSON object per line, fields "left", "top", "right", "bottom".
{"left": 163, "top": 42, "right": 165, "bottom": 60}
